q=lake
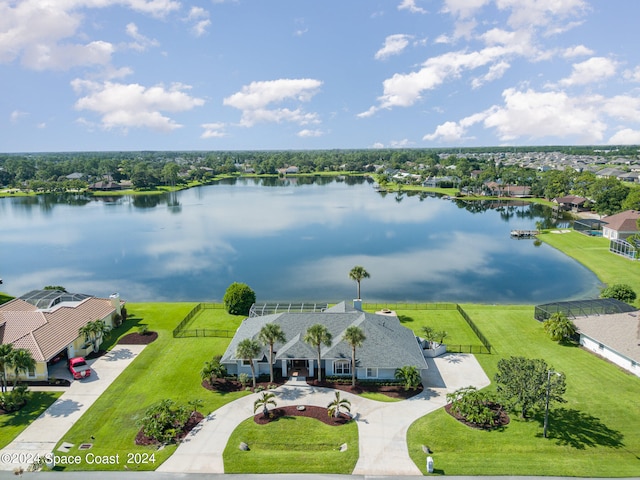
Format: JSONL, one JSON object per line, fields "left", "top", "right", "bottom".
{"left": 0, "top": 177, "right": 602, "bottom": 304}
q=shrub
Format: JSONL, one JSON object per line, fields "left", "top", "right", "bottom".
{"left": 223, "top": 282, "right": 256, "bottom": 315}
{"left": 543, "top": 313, "right": 577, "bottom": 343}
{"left": 0, "top": 384, "right": 30, "bottom": 412}
{"left": 446, "top": 386, "right": 498, "bottom": 427}
{"left": 600, "top": 283, "right": 637, "bottom": 304}
{"left": 238, "top": 373, "right": 250, "bottom": 387}
{"left": 137, "top": 399, "right": 190, "bottom": 444}
{"left": 137, "top": 325, "right": 149, "bottom": 335}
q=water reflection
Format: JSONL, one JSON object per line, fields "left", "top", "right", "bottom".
{"left": 0, "top": 178, "right": 601, "bottom": 303}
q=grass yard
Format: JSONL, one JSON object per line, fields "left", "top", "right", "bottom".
{"left": 539, "top": 230, "right": 640, "bottom": 306}
{"left": 223, "top": 416, "right": 358, "bottom": 474}
{"left": 407, "top": 304, "right": 640, "bottom": 476}
{"left": 52, "top": 302, "right": 250, "bottom": 471}
{"left": 184, "top": 305, "right": 244, "bottom": 332}
{"left": 0, "top": 392, "right": 63, "bottom": 449}
{"left": 391, "top": 307, "right": 480, "bottom": 346}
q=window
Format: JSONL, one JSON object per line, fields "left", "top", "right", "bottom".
{"left": 334, "top": 361, "right": 350, "bottom": 375}
{"left": 27, "top": 365, "right": 36, "bottom": 377}
{"left": 242, "top": 359, "right": 252, "bottom": 366}
{"left": 366, "top": 367, "right": 377, "bottom": 378}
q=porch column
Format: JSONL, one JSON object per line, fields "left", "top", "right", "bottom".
{"left": 282, "top": 360, "right": 288, "bottom": 377}
{"left": 308, "top": 360, "right": 314, "bottom": 377}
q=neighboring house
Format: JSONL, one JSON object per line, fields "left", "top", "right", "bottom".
{"left": 596, "top": 167, "right": 625, "bottom": 178}
{"left": 601, "top": 210, "right": 640, "bottom": 240}
{"left": 277, "top": 166, "right": 299, "bottom": 175}
{"left": 422, "top": 176, "right": 461, "bottom": 188}
{"left": 0, "top": 290, "right": 123, "bottom": 382}
{"left": 552, "top": 195, "right": 589, "bottom": 212}
{"left": 88, "top": 181, "right": 121, "bottom": 191}
{"left": 221, "top": 301, "right": 428, "bottom": 380}
{"left": 65, "top": 172, "right": 84, "bottom": 180}
{"left": 573, "top": 312, "right": 640, "bottom": 378}
{"left": 484, "top": 182, "right": 531, "bottom": 197}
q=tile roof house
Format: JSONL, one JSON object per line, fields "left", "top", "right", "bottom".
{"left": 601, "top": 210, "right": 640, "bottom": 240}
{"left": 0, "top": 290, "right": 123, "bottom": 381}
{"left": 552, "top": 195, "right": 589, "bottom": 212}
{"left": 221, "top": 301, "right": 428, "bottom": 381}
{"left": 573, "top": 311, "right": 640, "bottom": 378}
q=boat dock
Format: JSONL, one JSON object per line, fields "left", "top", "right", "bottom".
{"left": 510, "top": 230, "right": 539, "bottom": 238}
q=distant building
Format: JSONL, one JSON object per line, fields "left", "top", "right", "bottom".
{"left": 601, "top": 210, "right": 640, "bottom": 240}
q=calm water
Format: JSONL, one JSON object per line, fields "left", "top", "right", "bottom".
{"left": 0, "top": 177, "right": 601, "bottom": 304}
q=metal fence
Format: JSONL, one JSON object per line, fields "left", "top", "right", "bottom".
{"left": 455, "top": 305, "right": 493, "bottom": 354}
{"left": 446, "top": 344, "right": 492, "bottom": 355}
{"left": 362, "top": 303, "right": 457, "bottom": 311}
{"left": 173, "top": 303, "right": 229, "bottom": 338}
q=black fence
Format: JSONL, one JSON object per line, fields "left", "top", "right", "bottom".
{"left": 362, "top": 303, "right": 457, "bottom": 311}
{"left": 173, "top": 303, "right": 230, "bottom": 338}
{"left": 455, "top": 305, "right": 493, "bottom": 354}
{"left": 446, "top": 344, "right": 492, "bottom": 355}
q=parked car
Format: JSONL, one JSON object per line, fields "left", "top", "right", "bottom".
{"left": 68, "top": 357, "right": 91, "bottom": 379}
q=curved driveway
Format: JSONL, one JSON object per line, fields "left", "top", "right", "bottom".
{"left": 158, "top": 353, "right": 490, "bottom": 476}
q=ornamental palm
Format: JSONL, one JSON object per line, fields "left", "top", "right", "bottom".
{"left": 349, "top": 266, "right": 370, "bottom": 300}
{"left": 343, "top": 326, "right": 366, "bottom": 387}
{"left": 303, "top": 324, "right": 332, "bottom": 383}
{"left": 253, "top": 391, "right": 277, "bottom": 418}
{"left": 395, "top": 365, "right": 422, "bottom": 391}
{"left": 258, "top": 323, "right": 286, "bottom": 383}
{"left": 0, "top": 344, "right": 15, "bottom": 393}
{"left": 327, "top": 391, "right": 351, "bottom": 418}
{"left": 10, "top": 348, "right": 36, "bottom": 387}
{"left": 236, "top": 338, "right": 261, "bottom": 390}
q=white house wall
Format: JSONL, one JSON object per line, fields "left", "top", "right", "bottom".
{"left": 581, "top": 335, "right": 640, "bottom": 378}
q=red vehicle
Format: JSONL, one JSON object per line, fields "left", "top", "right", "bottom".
{"left": 68, "top": 357, "right": 91, "bottom": 379}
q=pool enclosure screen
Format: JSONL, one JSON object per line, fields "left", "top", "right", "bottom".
{"left": 534, "top": 298, "right": 636, "bottom": 321}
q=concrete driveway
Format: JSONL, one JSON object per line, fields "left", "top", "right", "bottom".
{"left": 0, "top": 344, "right": 146, "bottom": 471}
{"left": 158, "top": 353, "right": 490, "bottom": 476}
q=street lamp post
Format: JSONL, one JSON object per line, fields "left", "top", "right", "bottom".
{"left": 543, "top": 370, "right": 560, "bottom": 438}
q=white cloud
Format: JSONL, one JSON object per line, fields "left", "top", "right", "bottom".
{"left": 372, "top": 142, "right": 385, "bottom": 149}
{"left": 298, "top": 129, "right": 324, "bottom": 137}
{"left": 185, "top": 7, "right": 211, "bottom": 37}
{"left": 125, "top": 23, "right": 159, "bottom": 51}
{"left": 375, "top": 34, "right": 412, "bottom": 60}
{"left": 398, "top": 0, "right": 427, "bottom": 14}
{"left": 441, "top": 0, "right": 490, "bottom": 19}
{"left": 558, "top": 56, "right": 618, "bottom": 87}
{"left": 0, "top": 0, "right": 178, "bottom": 70}
{"left": 72, "top": 79, "right": 205, "bottom": 132}
{"left": 495, "top": 0, "right": 588, "bottom": 30}
{"left": 608, "top": 129, "right": 640, "bottom": 145}
{"left": 600, "top": 95, "right": 640, "bottom": 122}
{"left": 483, "top": 88, "right": 606, "bottom": 142}
{"left": 624, "top": 66, "right": 640, "bottom": 83}
{"left": 562, "top": 45, "right": 594, "bottom": 58}
{"left": 10, "top": 110, "right": 28, "bottom": 123}
{"left": 201, "top": 122, "right": 227, "bottom": 138}
{"left": 223, "top": 78, "right": 323, "bottom": 127}
{"left": 471, "top": 60, "right": 510, "bottom": 88}
{"left": 389, "top": 138, "right": 412, "bottom": 147}
{"left": 424, "top": 121, "right": 466, "bottom": 142}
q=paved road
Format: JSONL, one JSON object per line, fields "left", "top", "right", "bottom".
{"left": 158, "top": 353, "right": 490, "bottom": 476}
{"left": 0, "top": 344, "right": 146, "bottom": 472}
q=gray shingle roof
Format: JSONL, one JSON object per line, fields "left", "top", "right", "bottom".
{"left": 221, "top": 301, "right": 428, "bottom": 370}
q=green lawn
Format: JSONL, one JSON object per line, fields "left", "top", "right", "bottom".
{"left": 392, "top": 308, "right": 480, "bottom": 346}
{"left": 224, "top": 416, "right": 358, "bottom": 474}
{"left": 407, "top": 304, "right": 640, "bottom": 476}
{"left": 0, "top": 392, "right": 63, "bottom": 449}
{"left": 539, "top": 230, "right": 640, "bottom": 306}
{"left": 185, "top": 305, "right": 244, "bottom": 332}
{"left": 52, "top": 302, "right": 250, "bottom": 471}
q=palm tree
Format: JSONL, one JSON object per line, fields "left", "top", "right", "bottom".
{"left": 327, "top": 391, "right": 351, "bottom": 418}
{"left": 200, "top": 355, "right": 227, "bottom": 384}
{"left": 253, "top": 391, "right": 277, "bottom": 418}
{"left": 544, "top": 312, "right": 577, "bottom": 343}
{"left": 349, "top": 266, "right": 370, "bottom": 300}
{"left": 258, "top": 323, "right": 286, "bottom": 383}
{"left": 79, "top": 319, "right": 111, "bottom": 352}
{"left": 236, "top": 338, "right": 261, "bottom": 390}
{"left": 343, "top": 326, "right": 366, "bottom": 387}
{"left": 395, "top": 365, "right": 422, "bottom": 391}
{"left": 0, "top": 344, "right": 15, "bottom": 393}
{"left": 10, "top": 349, "right": 36, "bottom": 387}
{"left": 303, "top": 324, "right": 333, "bottom": 383}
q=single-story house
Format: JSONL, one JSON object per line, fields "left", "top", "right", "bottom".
{"left": 0, "top": 290, "right": 124, "bottom": 382}
{"left": 422, "top": 176, "right": 461, "bottom": 188}
{"left": 221, "top": 301, "right": 428, "bottom": 381}
{"left": 88, "top": 181, "right": 121, "bottom": 191}
{"left": 573, "top": 311, "right": 640, "bottom": 378}
{"left": 552, "top": 195, "right": 589, "bottom": 212}
{"left": 601, "top": 210, "right": 640, "bottom": 240}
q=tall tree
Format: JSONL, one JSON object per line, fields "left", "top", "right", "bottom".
{"left": 236, "top": 338, "right": 261, "bottom": 390}
{"left": 303, "top": 324, "right": 333, "bottom": 383}
{"left": 0, "top": 344, "right": 15, "bottom": 393}
{"left": 10, "top": 348, "right": 36, "bottom": 387}
{"left": 258, "top": 323, "right": 286, "bottom": 383}
{"left": 494, "top": 356, "right": 566, "bottom": 419}
{"left": 343, "top": 326, "right": 366, "bottom": 387}
{"left": 349, "top": 266, "right": 370, "bottom": 300}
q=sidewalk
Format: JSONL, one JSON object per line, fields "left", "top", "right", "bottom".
{"left": 0, "top": 344, "right": 146, "bottom": 471}
{"left": 158, "top": 353, "right": 489, "bottom": 476}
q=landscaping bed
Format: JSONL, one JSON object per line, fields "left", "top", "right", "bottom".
{"left": 135, "top": 411, "right": 204, "bottom": 446}
{"left": 254, "top": 405, "right": 351, "bottom": 426}
{"left": 118, "top": 331, "right": 158, "bottom": 345}
{"left": 444, "top": 402, "right": 510, "bottom": 430}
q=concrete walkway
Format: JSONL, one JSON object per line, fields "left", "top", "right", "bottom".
{"left": 0, "top": 344, "right": 146, "bottom": 471}
{"left": 158, "top": 353, "right": 490, "bottom": 476}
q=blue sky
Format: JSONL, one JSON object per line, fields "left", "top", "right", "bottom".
{"left": 2, "top": 0, "right": 640, "bottom": 152}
